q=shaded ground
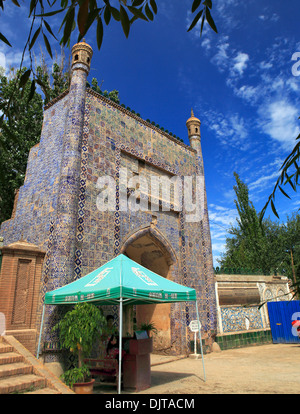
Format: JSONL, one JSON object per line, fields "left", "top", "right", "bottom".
{"left": 134, "top": 344, "right": 300, "bottom": 394}
{"left": 93, "top": 344, "right": 300, "bottom": 394}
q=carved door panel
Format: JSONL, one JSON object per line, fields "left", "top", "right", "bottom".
{"left": 11, "top": 259, "right": 32, "bottom": 328}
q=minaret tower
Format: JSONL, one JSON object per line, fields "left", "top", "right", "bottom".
{"left": 186, "top": 109, "right": 203, "bottom": 174}
{"left": 186, "top": 108, "right": 201, "bottom": 142}
{"left": 43, "top": 40, "right": 93, "bottom": 356}
{"left": 53, "top": 39, "right": 93, "bottom": 283}
{"left": 186, "top": 108, "right": 217, "bottom": 342}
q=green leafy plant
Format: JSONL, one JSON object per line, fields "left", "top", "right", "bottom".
{"left": 53, "top": 303, "right": 107, "bottom": 386}
{"left": 61, "top": 365, "right": 91, "bottom": 388}
{"left": 140, "top": 322, "right": 158, "bottom": 336}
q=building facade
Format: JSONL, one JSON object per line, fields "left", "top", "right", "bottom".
{"left": 0, "top": 41, "right": 217, "bottom": 361}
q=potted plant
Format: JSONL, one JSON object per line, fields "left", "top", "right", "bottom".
{"left": 140, "top": 322, "right": 158, "bottom": 338}
{"left": 53, "top": 302, "right": 107, "bottom": 394}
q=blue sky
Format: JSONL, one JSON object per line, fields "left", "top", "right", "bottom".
{"left": 0, "top": 0, "right": 300, "bottom": 266}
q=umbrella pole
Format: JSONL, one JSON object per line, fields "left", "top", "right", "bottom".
{"left": 195, "top": 300, "right": 206, "bottom": 382}
{"left": 36, "top": 304, "right": 45, "bottom": 359}
{"left": 118, "top": 298, "right": 123, "bottom": 394}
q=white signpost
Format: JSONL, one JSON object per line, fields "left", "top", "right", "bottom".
{"left": 189, "top": 319, "right": 201, "bottom": 357}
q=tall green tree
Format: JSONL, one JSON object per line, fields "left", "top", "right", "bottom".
{"left": 0, "top": 57, "right": 71, "bottom": 223}
{"left": 227, "top": 173, "right": 271, "bottom": 274}
{"left": 218, "top": 173, "right": 300, "bottom": 284}
{"left": 0, "top": 67, "right": 44, "bottom": 223}
{"left": 35, "top": 50, "right": 71, "bottom": 105}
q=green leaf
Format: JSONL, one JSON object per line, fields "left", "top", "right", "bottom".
{"left": 187, "top": 9, "right": 203, "bottom": 32}
{"left": 270, "top": 199, "right": 279, "bottom": 219}
{"left": 43, "top": 20, "right": 57, "bottom": 40}
{"left": 145, "top": 3, "right": 153, "bottom": 21}
{"left": 27, "top": 79, "right": 36, "bottom": 103}
{"left": 192, "top": 0, "right": 201, "bottom": 13}
{"left": 77, "top": 8, "right": 100, "bottom": 41}
{"left": 29, "top": 0, "right": 37, "bottom": 16}
{"left": 19, "top": 69, "right": 31, "bottom": 89}
{"left": 0, "top": 121, "right": 19, "bottom": 143}
{"left": 284, "top": 172, "right": 296, "bottom": 191}
{"left": 0, "top": 32, "right": 12, "bottom": 47}
{"left": 104, "top": 5, "right": 111, "bottom": 25}
{"left": 96, "top": 16, "right": 103, "bottom": 49}
{"left": 150, "top": 0, "right": 157, "bottom": 14}
{"left": 43, "top": 33, "right": 53, "bottom": 58}
{"left": 278, "top": 185, "right": 291, "bottom": 199}
{"left": 62, "top": 7, "right": 75, "bottom": 46}
{"left": 77, "top": 0, "right": 89, "bottom": 35}
{"left": 29, "top": 26, "right": 41, "bottom": 50}
{"left": 61, "top": 0, "right": 68, "bottom": 8}
{"left": 127, "top": 6, "right": 148, "bottom": 21}
{"left": 110, "top": 6, "right": 120, "bottom": 21}
{"left": 200, "top": 13, "right": 205, "bottom": 35}
{"left": 203, "top": 0, "right": 212, "bottom": 9}
{"left": 120, "top": 5, "right": 130, "bottom": 38}
{"left": 11, "top": 0, "right": 20, "bottom": 7}
{"left": 132, "top": 0, "right": 144, "bottom": 6}
{"left": 205, "top": 6, "right": 218, "bottom": 33}
{"left": 36, "top": 8, "right": 64, "bottom": 17}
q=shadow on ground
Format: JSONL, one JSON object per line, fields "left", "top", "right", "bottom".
{"left": 93, "top": 371, "right": 194, "bottom": 394}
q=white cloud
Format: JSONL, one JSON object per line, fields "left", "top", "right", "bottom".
{"left": 211, "top": 36, "right": 230, "bottom": 71}
{"left": 270, "top": 13, "right": 280, "bottom": 22}
{"left": 209, "top": 203, "right": 237, "bottom": 228}
{"left": 248, "top": 171, "right": 280, "bottom": 193}
{"left": 259, "top": 61, "right": 273, "bottom": 70}
{"left": 201, "top": 37, "right": 211, "bottom": 50}
{"left": 0, "top": 52, "right": 6, "bottom": 69}
{"left": 209, "top": 202, "right": 238, "bottom": 266}
{"left": 204, "top": 110, "right": 249, "bottom": 150}
{"left": 258, "top": 100, "right": 300, "bottom": 150}
{"left": 258, "top": 12, "right": 279, "bottom": 23}
{"left": 232, "top": 52, "right": 249, "bottom": 76}
{"left": 235, "top": 84, "right": 259, "bottom": 103}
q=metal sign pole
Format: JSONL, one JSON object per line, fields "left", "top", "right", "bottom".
{"left": 118, "top": 298, "right": 123, "bottom": 395}
{"left": 36, "top": 304, "right": 46, "bottom": 359}
{"left": 195, "top": 300, "right": 206, "bottom": 382}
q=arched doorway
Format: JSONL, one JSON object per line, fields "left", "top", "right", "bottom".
{"left": 121, "top": 226, "right": 176, "bottom": 352}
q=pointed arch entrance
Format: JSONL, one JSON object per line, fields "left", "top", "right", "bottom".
{"left": 121, "top": 226, "right": 177, "bottom": 351}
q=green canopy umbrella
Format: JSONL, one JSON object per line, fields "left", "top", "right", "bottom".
{"left": 38, "top": 254, "right": 205, "bottom": 393}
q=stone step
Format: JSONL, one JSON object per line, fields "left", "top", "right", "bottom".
{"left": 25, "top": 387, "right": 61, "bottom": 394}
{"left": 0, "top": 373, "right": 46, "bottom": 394}
{"left": 0, "top": 352, "right": 24, "bottom": 365}
{"left": 0, "top": 362, "right": 33, "bottom": 378}
{"left": 0, "top": 352, "right": 23, "bottom": 365}
{"left": 0, "top": 343, "right": 14, "bottom": 354}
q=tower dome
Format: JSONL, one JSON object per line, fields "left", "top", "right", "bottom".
{"left": 71, "top": 39, "right": 93, "bottom": 74}
{"left": 186, "top": 108, "right": 201, "bottom": 140}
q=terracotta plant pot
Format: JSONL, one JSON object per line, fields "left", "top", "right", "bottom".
{"left": 73, "top": 379, "right": 95, "bottom": 394}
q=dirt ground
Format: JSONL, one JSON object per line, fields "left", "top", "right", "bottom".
{"left": 132, "top": 343, "right": 300, "bottom": 394}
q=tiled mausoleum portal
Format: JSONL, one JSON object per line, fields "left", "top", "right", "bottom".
{"left": 0, "top": 40, "right": 217, "bottom": 358}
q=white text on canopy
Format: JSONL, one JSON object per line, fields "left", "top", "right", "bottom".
{"left": 131, "top": 267, "right": 158, "bottom": 286}
{"left": 85, "top": 267, "right": 113, "bottom": 287}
